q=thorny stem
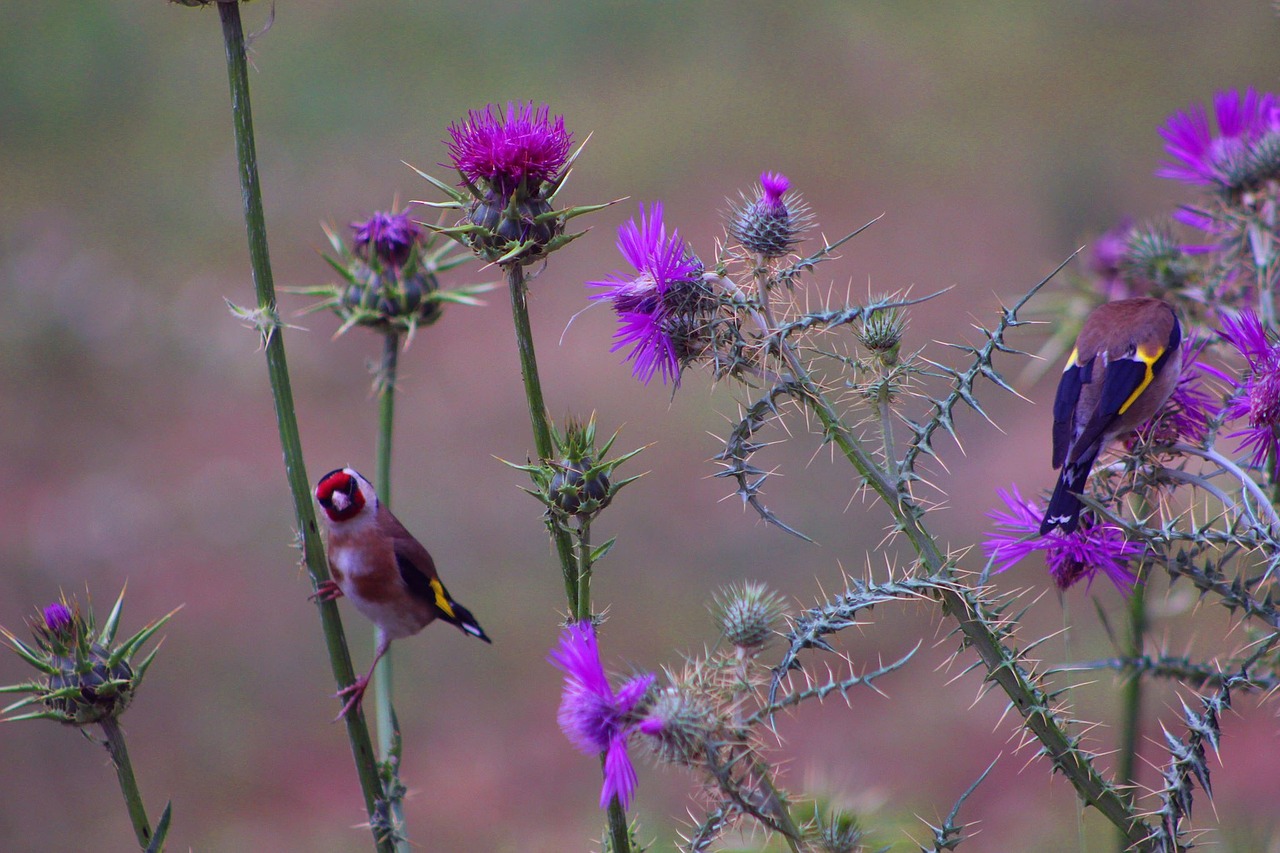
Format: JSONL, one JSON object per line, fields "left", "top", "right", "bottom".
{"left": 373, "top": 331, "right": 408, "bottom": 852}
{"left": 216, "top": 5, "right": 391, "bottom": 849}
{"left": 502, "top": 263, "right": 630, "bottom": 852}
{"left": 100, "top": 717, "right": 154, "bottom": 850}
{"left": 752, "top": 281, "right": 1152, "bottom": 846}
{"left": 876, "top": 366, "right": 899, "bottom": 478}
{"left": 1172, "top": 442, "right": 1280, "bottom": 535}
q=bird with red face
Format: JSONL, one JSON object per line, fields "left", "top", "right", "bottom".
{"left": 313, "top": 467, "right": 490, "bottom": 720}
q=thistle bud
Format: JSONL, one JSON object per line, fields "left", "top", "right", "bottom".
{"left": 1, "top": 590, "right": 177, "bottom": 727}
{"left": 1123, "top": 222, "right": 1193, "bottom": 295}
{"left": 856, "top": 304, "right": 906, "bottom": 367}
{"left": 292, "top": 206, "right": 486, "bottom": 340}
{"left": 712, "top": 581, "right": 787, "bottom": 653}
{"left": 728, "top": 171, "right": 812, "bottom": 260}
{"left": 509, "top": 413, "right": 645, "bottom": 526}
{"left": 638, "top": 684, "right": 717, "bottom": 767}
{"left": 550, "top": 454, "right": 612, "bottom": 518}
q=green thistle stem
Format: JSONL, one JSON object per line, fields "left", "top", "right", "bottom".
{"left": 502, "top": 263, "right": 629, "bottom": 852}
{"left": 752, "top": 293, "right": 1152, "bottom": 847}
{"left": 576, "top": 518, "right": 593, "bottom": 623}
{"left": 1116, "top": 572, "right": 1147, "bottom": 790}
{"left": 215, "top": 5, "right": 391, "bottom": 849}
{"left": 100, "top": 717, "right": 154, "bottom": 850}
{"left": 503, "top": 264, "right": 584, "bottom": 618}
{"left": 373, "top": 331, "right": 408, "bottom": 852}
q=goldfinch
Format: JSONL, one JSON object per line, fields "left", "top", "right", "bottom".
{"left": 1040, "top": 297, "right": 1182, "bottom": 534}
{"left": 313, "top": 467, "right": 491, "bottom": 720}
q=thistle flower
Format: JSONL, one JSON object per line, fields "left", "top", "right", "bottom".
{"left": 984, "top": 485, "right": 1141, "bottom": 593}
{"left": 590, "top": 202, "right": 710, "bottom": 386}
{"left": 446, "top": 102, "right": 572, "bottom": 199}
{"left": 350, "top": 209, "right": 422, "bottom": 269}
{"left": 1, "top": 590, "right": 177, "bottom": 726}
{"left": 1158, "top": 88, "right": 1280, "bottom": 193}
{"left": 1089, "top": 218, "right": 1137, "bottom": 300}
{"left": 1216, "top": 309, "right": 1280, "bottom": 474}
{"left": 424, "top": 102, "right": 605, "bottom": 266}
{"left": 550, "top": 622, "right": 654, "bottom": 810}
{"left": 291, "top": 206, "right": 486, "bottom": 340}
{"left": 727, "top": 171, "right": 812, "bottom": 259}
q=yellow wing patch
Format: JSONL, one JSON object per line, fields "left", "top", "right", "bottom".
{"left": 428, "top": 578, "right": 457, "bottom": 619}
{"left": 1118, "top": 343, "right": 1163, "bottom": 414}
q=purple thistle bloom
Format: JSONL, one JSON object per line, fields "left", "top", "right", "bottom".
{"left": 446, "top": 102, "right": 573, "bottom": 198}
{"left": 42, "top": 602, "right": 72, "bottom": 634}
{"left": 549, "top": 622, "right": 654, "bottom": 810}
{"left": 1217, "top": 310, "right": 1280, "bottom": 474}
{"left": 1158, "top": 88, "right": 1280, "bottom": 188}
{"left": 984, "top": 485, "right": 1141, "bottom": 593}
{"left": 1088, "top": 219, "right": 1135, "bottom": 300}
{"left": 760, "top": 171, "right": 790, "bottom": 211}
{"left": 590, "top": 203, "right": 702, "bottom": 386}
{"left": 350, "top": 209, "right": 422, "bottom": 268}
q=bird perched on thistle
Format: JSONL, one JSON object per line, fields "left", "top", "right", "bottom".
{"left": 1040, "top": 297, "right": 1182, "bottom": 534}
{"left": 313, "top": 468, "right": 490, "bottom": 720}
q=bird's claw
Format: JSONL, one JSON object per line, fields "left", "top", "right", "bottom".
{"left": 332, "top": 676, "right": 369, "bottom": 722}
{"left": 310, "top": 579, "right": 344, "bottom": 602}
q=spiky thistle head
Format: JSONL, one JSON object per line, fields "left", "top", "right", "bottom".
{"left": 637, "top": 682, "right": 720, "bottom": 767}
{"left": 711, "top": 581, "right": 787, "bottom": 654}
{"left": 291, "top": 206, "right": 488, "bottom": 342}
{"left": 509, "top": 413, "right": 646, "bottom": 526}
{"left": 855, "top": 303, "right": 907, "bottom": 367}
{"left": 727, "top": 171, "right": 813, "bottom": 260}
{"left": 1, "top": 589, "right": 178, "bottom": 726}
{"left": 424, "top": 102, "right": 611, "bottom": 267}
{"left": 1120, "top": 221, "right": 1195, "bottom": 297}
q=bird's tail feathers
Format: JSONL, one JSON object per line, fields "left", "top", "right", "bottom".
{"left": 1040, "top": 444, "right": 1101, "bottom": 535}
{"left": 444, "top": 600, "right": 492, "bottom": 644}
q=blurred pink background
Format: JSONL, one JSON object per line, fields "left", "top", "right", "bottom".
{"left": 2, "top": 3, "right": 1279, "bottom": 850}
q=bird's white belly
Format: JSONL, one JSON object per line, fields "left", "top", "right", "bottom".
{"left": 331, "top": 548, "right": 425, "bottom": 640}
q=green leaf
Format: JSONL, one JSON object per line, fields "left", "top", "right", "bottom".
{"left": 145, "top": 801, "right": 173, "bottom": 853}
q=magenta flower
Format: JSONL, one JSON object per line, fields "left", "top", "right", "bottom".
{"left": 42, "top": 602, "right": 73, "bottom": 635}
{"left": 1216, "top": 310, "right": 1280, "bottom": 474}
{"left": 1088, "top": 219, "right": 1136, "bottom": 300}
{"left": 984, "top": 485, "right": 1141, "bottom": 593}
{"left": 590, "top": 203, "right": 703, "bottom": 386}
{"left": 1158, "top": 88, "right": 1280, "bottom": 189}
{"left": 445, "top": 102, "right": 572, "bottom": 197}
{"left": 728, "top": 170, "right": 811, "bottom": 259}
{"left": 760, "top": 171, "right": 790, "bottom": 211}
{"left": 550, "top": 622, "right": 654, "bottom": 810}
{"left": 350, "top": 209, "right": 422, "bottom": 268}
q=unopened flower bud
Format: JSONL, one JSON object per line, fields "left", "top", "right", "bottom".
{"left": 712, "top": 581, "right": 786, "bottom": 653}
{"left": 856, "top": 305, "right": 906, "bottom": 366}
{"left": 728, "top": 171, "right": 812, "bottom": 259}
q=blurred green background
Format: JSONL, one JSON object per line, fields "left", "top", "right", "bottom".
{"left": 3, "top": 2, "right": 1280, "bottom": 851}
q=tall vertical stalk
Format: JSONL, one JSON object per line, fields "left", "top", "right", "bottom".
{"left": 503, "top": 262, "right": 631, "bottom": 852}
{"left": 372, "top": 331, "right": 408, "bottom": 852}
{"left": 215, "top": 5, "right": 391, "bottom": 849}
